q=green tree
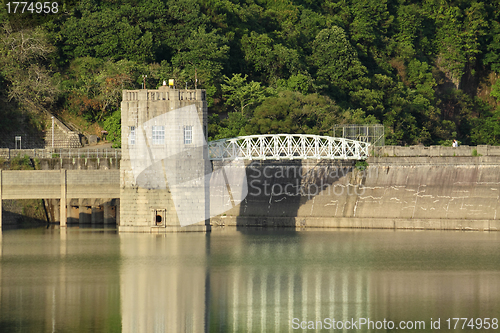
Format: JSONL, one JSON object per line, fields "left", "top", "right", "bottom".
{"left": 281, "top": 73, "right": 315, "bottom": 95}
{"left": 484, "top": 21, "right": 500, "bottom": 72}
{"left": 63, "top": 58, "right": 136, "bottom": 122}
{"left": 210, "top": 112, "right": 248, "bottom": 140}
{"left": 348, "top": 0, "right": 391, "bottom": 57}
{"left": 103, "top": 110, "right": 121, "bottom": 148}
{"left": 221, "top": 74, "right": 266, "bottom": 115}
{"left": 0, "top": 25, "right": 59, "bottom": 114}
{"left": 56, "top": 3, "right": 156, "bottom": 63}
{"left": 247, "top": 91, "right": 348, "bottom": 135}
{"left": 172, "top": 26, "right": 229, "bottom": 106}
{"left": 241, "top": 31, "right": 301, "bottom": 83}
{"left": 95, "top": 60, "right": 134, "bottom": 121}
{"left": 311, "top": 26, "right": 367, "bottom": 96}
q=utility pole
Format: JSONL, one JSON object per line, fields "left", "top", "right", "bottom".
{"left": 142, "top": 75, "right": 147, "bottom": 89}
{"left": 51, "top": 116, "right": 54, "bottom": 150}
{"left": 195, "top": 68, "right": 197, "bottom": 89}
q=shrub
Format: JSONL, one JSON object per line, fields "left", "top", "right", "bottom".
{"left": 355, "top": 160, "right": 369, "bottom": 171}
{"left": 472, "top": 149, "right": 482, "bottom": 157}
{"left": 10, "top": 155, "right": 33, "bottom": 170}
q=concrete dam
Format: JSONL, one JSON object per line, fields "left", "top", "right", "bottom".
{"left": 212, "top": 156, "right": 500, "bottom": 231}
{"left": 1, "top": 155, "right": 499, "bottom": 231}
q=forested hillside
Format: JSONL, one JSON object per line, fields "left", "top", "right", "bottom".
{"left": 1, "top": 0, "right": 500, "bottom": 147}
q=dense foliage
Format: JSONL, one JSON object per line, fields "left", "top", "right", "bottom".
{"left": 2, "top": 0, "right": 500, "bottom": 147}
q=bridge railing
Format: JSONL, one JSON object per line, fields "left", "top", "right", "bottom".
{"left": 208, "top": 134, "right": 370, "bottom": 161}
{"left": 0, "top": 148, "right": 121, "bottom": 160}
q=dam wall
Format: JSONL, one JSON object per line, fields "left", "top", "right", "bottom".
{"left": 211, "top": 156, "right": 500, "bottom": 231}
{"left": 3, "top": 154, "right": 500, "bottom": 231}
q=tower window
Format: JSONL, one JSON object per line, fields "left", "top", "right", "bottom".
{"left": 184, "top": 126, "right": 192, "bottom": 144}
{"left": 152, "top": 126, "right": 165, "bottom": 145}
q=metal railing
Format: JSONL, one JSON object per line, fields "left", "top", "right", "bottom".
{"left": 2, "top": 135, "right": 371, "bottom": 161}
{"left": 0, "top": 148, "right": 121, "bottom": 160}
{"left": 208, "top": 134, "right": 370, "bottom": 161}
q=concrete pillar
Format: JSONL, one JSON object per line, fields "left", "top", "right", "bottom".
{"left": 0, "top": 170, "right": 2, "bottom": 229}
{"left": 60, "top": 169, "right": 67, "bottom": 227}
{"left": 116, "top": 200, "right": 120, "bottom": 226}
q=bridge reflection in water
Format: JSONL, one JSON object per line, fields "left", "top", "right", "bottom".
{"left": 118, "top": 229, "right": 500, "bottom": 332}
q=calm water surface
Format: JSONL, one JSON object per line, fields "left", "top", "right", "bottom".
{"left": 0, "top": 227, "right": 499, "bottom": 332}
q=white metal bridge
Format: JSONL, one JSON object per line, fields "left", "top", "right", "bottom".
{"left": 208, "top": 134, "right": 370, "bottom": 161}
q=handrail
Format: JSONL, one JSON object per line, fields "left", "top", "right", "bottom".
{"left": 208, "top": 134, "right": 370, "bottom": 160}
{"left": 0, "top": 148, "right": 121, "bottom": 160}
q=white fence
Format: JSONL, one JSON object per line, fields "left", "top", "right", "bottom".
{"left": 208, "top": 134, "right": 370, "bottom": 161}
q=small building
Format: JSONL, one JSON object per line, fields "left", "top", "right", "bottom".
{"left": 119, "top": 85, "right": 211, "bottom": 232}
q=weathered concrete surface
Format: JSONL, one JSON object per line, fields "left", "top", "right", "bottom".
{"left": 0, "top": 169, "right": 119, "bottom": 227}
{"left": 39, "top": 157, "right": 120, "bottom": 170}
{"left": 211, "top": 157, "right": 500, "bottom": 231}
{"left": 372, "top": 144, "right": 500, "bottom": 157}
{"left": 1, "top": 170, "right": 119, "bottom": 199}
{"left": 119, "top": 87, "right": 210, "bottom": 233}
{"left": 3, "top": 156, "right": 500, "bottom": 231}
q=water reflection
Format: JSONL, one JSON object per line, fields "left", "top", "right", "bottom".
{"left": 120, "top": 233, "right": 208, "bottom": 332}
{"left": 0, "top": 227, "right": 120, "bottom": 333}
{"left": 1, "top": 228, "right": 500, "bottom": 332}
{"left": 119, "top": 229, "right": 500, "bottom": 332}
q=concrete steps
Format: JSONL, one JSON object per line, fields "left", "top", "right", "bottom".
{"left": 44, "top": 114, "right": 82, "bottom": 149}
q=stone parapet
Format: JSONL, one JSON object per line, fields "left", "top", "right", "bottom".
{"left": 0, "top": 149, "right": 121, "bottom": 161}
{"left": 372, "top": 144, "right": 500, "bottom": 157}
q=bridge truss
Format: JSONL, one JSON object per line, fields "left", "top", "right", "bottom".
{"left": 208, "top": 134, "right": 370, "bottom": 161}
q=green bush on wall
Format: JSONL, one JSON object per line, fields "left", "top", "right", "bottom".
{"left": 10, "top": 155, "right": 34, "bottom": 170}
{"left": 355, "top": 160, "right": 369, "bottom": 171}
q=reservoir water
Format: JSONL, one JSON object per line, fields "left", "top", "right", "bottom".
{"left": 0, "top": 227, "right": 499, "bottom": 332}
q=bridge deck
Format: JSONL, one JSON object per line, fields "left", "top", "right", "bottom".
{"left": 0, "top": 169, "right": 120, "bottom": 227}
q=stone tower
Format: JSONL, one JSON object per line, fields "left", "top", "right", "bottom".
{"left": 119, "top": 85, "right": 210, "bottom": 232}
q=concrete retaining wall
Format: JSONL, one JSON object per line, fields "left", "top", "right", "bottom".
{"left": 372, "top": 145, "right": 500, "bottom": 157}
{"left": 3, "top": 156, "right": 500, "bottom": 231}
{"left": 211, "top": 157, "right": 500, "bottom": 231}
